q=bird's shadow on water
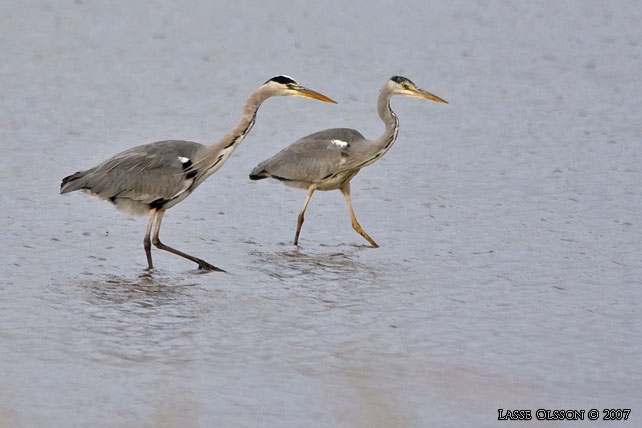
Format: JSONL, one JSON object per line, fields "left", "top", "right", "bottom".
{"left": 73, "top": 270, "right": 202, "bottom": 309}
{"left": 248, "top": 243, "right": 382, "bottom": 285}
{"left": 64, "top": 271, "right": 212, "bottom": 366}
{"left": 246, "top": 243, "right": 389, "bottom": 309}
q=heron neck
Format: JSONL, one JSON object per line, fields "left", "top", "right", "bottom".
{"left": 194, "top": 88, "right": 269, "bottom": 176}
{"left": 210, "top": 89, "right": 267, "bottom": 155}
{"left": 372, "top": 87, "right": 399, "bottom": 156}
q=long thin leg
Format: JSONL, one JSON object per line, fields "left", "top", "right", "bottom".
{"left": 151, "top": 209, "right": 225, "bottom": 272}
{"left": 144, "top": 208, "right": 157, "bottom": 269}
{"left": 294, "top": 185, "right": 316, "bottom": 246}
{"left": 340, "top": 182, "right": 379, "bottom": 248}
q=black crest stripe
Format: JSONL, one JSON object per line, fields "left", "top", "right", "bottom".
{"left": 265, "top": 75, "right": 297, "bottom": 85}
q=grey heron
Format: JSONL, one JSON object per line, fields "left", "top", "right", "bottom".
{"left": 60, "top": 76, "right": 336, "bottom": 271}
{"left": 249, "top": 76, "right": 447, "bottom": 247}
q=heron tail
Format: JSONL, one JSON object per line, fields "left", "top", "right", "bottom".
{"left": 249, "top": 166, "right": 268, "bottom": 181}
{"left": 60, "top": 171, "right": 88, "bottom": 194}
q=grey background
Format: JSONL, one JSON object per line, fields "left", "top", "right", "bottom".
{"left": 1, "top": 1, "right": 641, "bottom": 427}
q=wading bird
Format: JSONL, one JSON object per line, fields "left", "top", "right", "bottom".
{"left": 60, "top": 76, "right": 336, "bottom": 271}
{"left": 250, "top": 76, "right": 446, "bottom": 247}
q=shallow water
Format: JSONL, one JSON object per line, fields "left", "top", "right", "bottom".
{"left": 2, "top": 1, "right": 641, "bottom": 427}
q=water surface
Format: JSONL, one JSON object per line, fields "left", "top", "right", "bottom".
{"left": 1, "top": 1, "right": 641, "bottom": 427}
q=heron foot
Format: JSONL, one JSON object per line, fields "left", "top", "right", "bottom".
{"left": 196, "top": 260, "right": 226, "bottom": 272}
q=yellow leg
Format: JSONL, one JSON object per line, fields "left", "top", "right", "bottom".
{"left": 340, "top": 183, "right": 378, "bottom": 248}
{"left": 294, "top": 185, "right": 316, "bottom": 246}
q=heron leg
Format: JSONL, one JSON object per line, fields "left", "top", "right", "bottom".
{"left": 340, "top": 183, "right": 379, "bottom": 248}
{"left": 144, "top": 208, "right": 157, "bottom": 269}
{"left": 294, "top": 185, "right": 316, "bottom": 246}
{"left": 151, "top": 209, "right": 225, "bottom": 272}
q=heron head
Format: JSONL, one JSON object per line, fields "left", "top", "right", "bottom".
{"left": 263, "top": 75, "right": 337, "bottom": 103}
{"left": 388, "top": 76, "right": 448, "bottom": 103}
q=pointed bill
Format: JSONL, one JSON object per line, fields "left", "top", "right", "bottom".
{"left": 296, "top": 87, "right": 338, "bottom": 103}
{"left": 416, "top": 88, "right": 448, "bottom": 104}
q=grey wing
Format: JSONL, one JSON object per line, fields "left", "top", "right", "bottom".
{"left": 61, "top": 140, "right": 206, "bottom": 204}
{"left": 250, "top": 128, "right": 368, "bottom": 183}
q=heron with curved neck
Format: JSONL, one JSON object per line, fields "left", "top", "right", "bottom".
{"left": 250, "top": 76, "right": 447, "bottom": 247}
{"left": 61, "top": 76, "right": 336, "bottom": 271}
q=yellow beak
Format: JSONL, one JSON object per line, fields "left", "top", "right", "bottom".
{"left": 416, "top": 88, "right": 448, "bottom": 104}
{"left": 296, "top": 87, "right": 338, "bottom": 104}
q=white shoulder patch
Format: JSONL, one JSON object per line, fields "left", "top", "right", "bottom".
{"left": 177, "top": 156, "right": 190, "bottom": 163}
{"left": 330, "top": 139, "right": 348, "bottom": 148}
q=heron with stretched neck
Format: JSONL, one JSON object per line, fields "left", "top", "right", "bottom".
{"left": 60, "top": 76, "right": 336, "bottom": 271}
{"left": 250, "top": 76, "right": 447, "bottom": 247}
